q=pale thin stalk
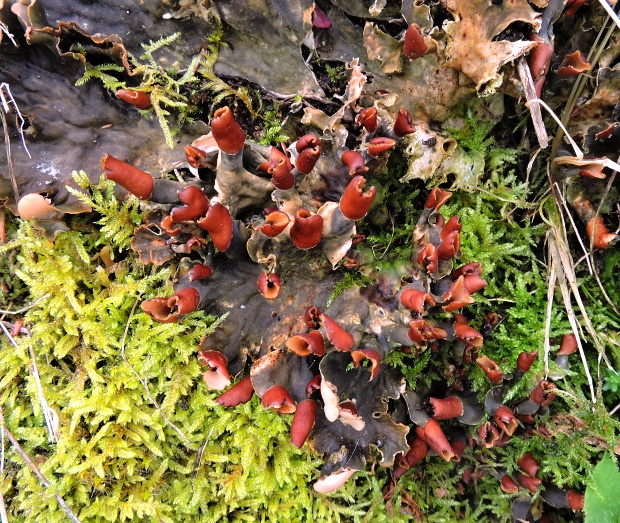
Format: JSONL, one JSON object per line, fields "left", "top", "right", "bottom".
{"left": 0, "top": 83, "right": 31, "bottom": 160}
{"left": 0, "top": 21, "right": 17, "bottom": 46}
{"left": 598, "top": 0, "right": 620, "bottom": 30}
{"left": 28, "top": 346, "right": 59, "bottom": 443}
{"left": 0, "top": 294, "right": 50, "bottom": 315}
{"left": 525, "top": 146, "right": 544, "bottom": 193}
{"left": 544, "top": 258, "right": 556, "bottom": 379}
{"left": 0, "top": 408, "right": 82, "bottom": 523}
{"left": 0, "top": 418, "right": 6, "bottom": 523}
{"left": 517, "top": 59, "right": 549, "bottom": 148}
{"left": 0, "top": 322, "right": 17, "bottom": 348}
{"left": 526, "top": 98, "right": 583, "bottom": 158}
{"left": 553, "top": 182, "right": 593, "bottom": 275}
{"left": 548, "top": 234, "right": 596, "bottom": 402}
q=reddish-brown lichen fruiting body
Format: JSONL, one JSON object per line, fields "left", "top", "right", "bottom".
{"left": 210, "top": 106, "right": 246, "bottom": 154}
{"left": 339, "top": 176, "right": 377, "bottom": 221}
{"left": 295, "top": 134, "right": 322, "bottom": 174}
{"left": 452, "top": 262, "right": 483, "bottom": 278}
{"left": 321, "top": 314, "right": 354, "bottom": 352}
{"left": 185, "top": 145, "right": 208, "bottom": 169}
{"left": 586, "top": 216, "right": 617, "bottom": 249}
{"left": 393, "top": 108, "right": 415, "bottom": 136}
{"left": 197, "top": 203, "right": 234, "bottom": 252}
{"left": 286, "top": 330, "right": 325, "bottom": 357}
{"left": 478, "top": 421, "right": 500, "bottom": 448}
{"left": 115, "top": 89, "right": 152, "bottom": 110}
{"left": 517, "top": 473, "right": 541, "bottom": 493}
{"left": 567, "top": 490, "right": 585, "bottom": 510}
{"left": 578, "top": 162, "right": 606, "bottom": 179}
{"left": 437, "top": 215, "right": 462, "bottom": 260}
{"left": 355, "top": 107, "right": 378, "bottom": 133}
{"left": 430, "top": 396, "right": 464, "bottom": 420}
{"left": 351, "top": 349, "right": 381, "bottom": 381}
{"left": 393, "top": 436, "right": 428, "bottom": 479}
{"left": 518, "top": 452, "right": 539, "bottom": 478}
{"left": 442, "top": 276, "right": 475, "bottom": 312}
{"left": 305, "top": 374, "right": 322, "bottom": 397}
{"left": 171, "top": 186, "right": 210, "bottom": 223}
{"left": 216, "top": 376, "right": 254, "bottom": 407}
{"left": 500, "top": 474, "right": 520, "bottom": 494}
{"left": 416, "top": 419, "right": 455, "bottom": 461}
{"left": 189, "top": 264, "right": 213, "bottom": 282}
{"left": 463, "top": 273, "right": 487, "bottom": 294}
{"left": 368, "top": 137, "right": 396, "bottom": 157}
{"left": 261, "top": 385, "right": 296, "bottom": 414}
{"left": 141, "top": 287, "right": 201, "bottom": 323}
{"left": 304, "top": 306, "right": 322, "bottom": 329}
{"left": 290, "top": 210, "right": 323, "bottom": 249}
{"left": 198, "top": 350, "right": 231, "bottom": 390}
{"left": 291, "top": 399, "right": 318, "bottom": 448}
{"left": 494, "top": 406, "right": 518, "bottom": 436}
{"left": 260, "top": 210, "right": 290, "bottom": 237}
{"left": 527, "top": 35, "right": 554, "bottom": 82}
{"left": 558, "top": 333, "right": 578, "bottom": 355}
{"left": 101, "top": 154, "right": 154, "bottom": 200}
{"left": 407, "top": 319, "right": 447, "bottom": 343}
{"left": 424, "top": 186, "right": 451, "bottom": 210}
{"left": 403, "top": 23, "right": 427, "bottom": 60}
{"left": 400, "top": 288, "right": 435, "bottom": 313}
{"left": 530, "top": 380, "right": 556, "bottom": 406}
{"left": 160, "top": 215, "right": 182, "bottom": 237}
{"left": 557, "top": 50, "right": 591, "bottom": 79}
{"left": 476, "top": 355, "right": 502, "bottom": 384}
{"left": 453, "top": 322, "right": 483, "bottom": 347}
{"left": 340, "top": 150, "right": 368, "bottom": 176}
{"left": 257, "top": 271, "right": 281, "bottom": 300}
{"left": 263, "top": 148, "right": 294, "bottom": 190}
{"left": 416, "top": 243, "right": 439, "bottom": 274}
{"left": 517, "top": 351, "right": 538, "bottom": 372}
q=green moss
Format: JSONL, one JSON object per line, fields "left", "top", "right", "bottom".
{"left": 257, "top": 102, "right": 290, "bottom": 146}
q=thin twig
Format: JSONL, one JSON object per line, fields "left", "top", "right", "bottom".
{"left": 0, "top": 294, "right": 50, "bottom": 315}
{"left": 0, "top": 322, "right": 17, "bottom": 348}
{"left": 0, "top": 408, "right": 82, "bottom": 523}
{"left": 0, "top": 110, "right": 19, "bottom": 206}
{"left": 0, "top": 489, "right": 8, "bottom": 523}
{"left": 597, "top": 0, "right": 620, "bottom": 30}
{"left": 28, "top": 346, "right": 59, "bottom": 443}
{"left": 526, "top": 98, "right": 583, "bottom": 158}
{"left": 1, "top": 83, "right": 31, "bottom": 160}
{"left": 543, "top": 253, "right": 555, "bottom": 379}
{"left": 553, "top": 182, "right": 593, "bottom": 275}
{"left": 0, "top": 414, "right": 7, "bottom": 523}
{"left": 517, "top": 59, "right": 549, "bottom": 148}
{"left": 0, "top": 20, "right": 17, "bottom": 47}
{"left": 120, "top": 299, "right": 193, "bottom": 447}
